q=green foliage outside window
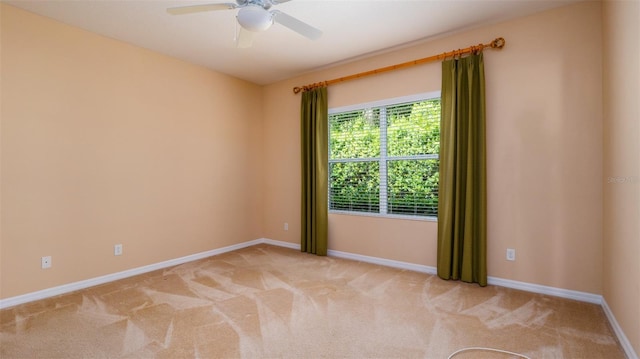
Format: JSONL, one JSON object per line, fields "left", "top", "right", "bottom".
{"left": 329, "top": 99, "right": 440, "bottom": 217}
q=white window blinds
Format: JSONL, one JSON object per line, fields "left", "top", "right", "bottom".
{"left": 329, "top": 95, "right": 440, "bottom": 218}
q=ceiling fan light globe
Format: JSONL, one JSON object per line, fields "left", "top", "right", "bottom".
{"left": 237, "top": 6, "right": 273, "bottom": 32}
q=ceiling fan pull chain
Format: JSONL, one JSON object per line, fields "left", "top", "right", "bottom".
{"left": 234, "top": 17, "right": 238, "bottom": 42}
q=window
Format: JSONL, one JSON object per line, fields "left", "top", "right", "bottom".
{"left": 329, "top": 93, "right": 440, "bottom": 218}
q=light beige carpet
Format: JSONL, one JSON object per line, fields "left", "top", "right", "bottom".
{"left": 0, "top": 244, "right": 625, "bottom": 358}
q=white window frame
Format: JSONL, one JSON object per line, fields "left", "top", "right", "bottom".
{"left": 328, "top": 91, "right": 441, "bottom": 222}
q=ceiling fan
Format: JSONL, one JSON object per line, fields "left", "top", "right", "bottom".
{"left": 167, "top": 0, "right": 322, "bottom": 48}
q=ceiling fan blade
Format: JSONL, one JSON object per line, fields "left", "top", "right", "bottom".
{"left": 236, "top": 26, "right": 255, "bottom": 48}
{"left": 167, "top": 3, "right": 237, "bottom": 15}
{"left": 272, "top": 10, "right": 322, "bottom": 40}
{"left": 272, "top": 0, "right": 293, "bottom": 4}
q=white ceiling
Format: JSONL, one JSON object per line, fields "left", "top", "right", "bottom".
{"left": 5, "top": 0, "right": 579, "bottom": 85}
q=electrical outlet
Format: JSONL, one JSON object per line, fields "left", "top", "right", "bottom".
{"left": 41, "top": 256, "right": 52, "bottom": 269}
{"left": 114, "top": 244, "right": 123, "bottom": 256}
{"left": 506, "top": 248, "right": 516, "bottom": 261}
{"left": 284, "top": 222, "right": 289, "bottom": 231}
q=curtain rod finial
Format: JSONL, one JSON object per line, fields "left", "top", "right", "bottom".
{"left": 491, "top": 37, "right": 506, "bottom": 49}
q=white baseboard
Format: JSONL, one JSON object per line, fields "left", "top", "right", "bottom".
{"left": 328, "top": 249, "right": 438, "bottom": 275}
{"left": 486, "top": 276, "right": 602, "bottom": 304}
{"left": 262, "top": 238, "right": 300, "bottom": 250}
{"left": 602, "top": 298, "right": 639, "bottom": 359}
{"left": 261, "top": 239, "right": 604, "bottom": 303}
{"left": 259, "top": 239, "right": 438, "bottom": 275}
{"left": 0, "top": 239, "right": 263, "bottom": 310}
{"left": 0, "top": 237, "right": 609, "bottom": 308}
{"left": 2, "top": 237, "right": 635, "bottom": 359}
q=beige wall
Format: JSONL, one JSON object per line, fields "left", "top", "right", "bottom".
{"left": 3, "top": 0, "right": 632, "bottom": 318}
{"left": 263, "top": 1, "right": 604, "bottom": 294}
{"left": 4, "top": 0, "right": 637, "bottom": 352}
{"left": 1, "top": 1, "right": 638, "bottom": 352}
{"left": 0, "top": 5, "right": 264, "bottom": 298}
{"left": 603, "top": 0, "right": 640, "bottom": 354}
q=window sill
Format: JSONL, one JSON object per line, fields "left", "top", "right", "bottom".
{"left": 329, "top": 210, "right": 437, "bottom": 222}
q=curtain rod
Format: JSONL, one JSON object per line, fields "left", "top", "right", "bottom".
{"left": 293, "top": 37, "right": 505, "bottom": 94}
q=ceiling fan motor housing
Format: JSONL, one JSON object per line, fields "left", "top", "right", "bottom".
{"left": 237, "top": 5, "right": 273, "bottom": 32}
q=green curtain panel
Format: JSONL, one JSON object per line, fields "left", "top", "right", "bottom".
{"left": 300, "top": 87, "right": 328, "bottom": 256}
{"left": 437, "top": 53, "right": 488, "bottom": 286}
